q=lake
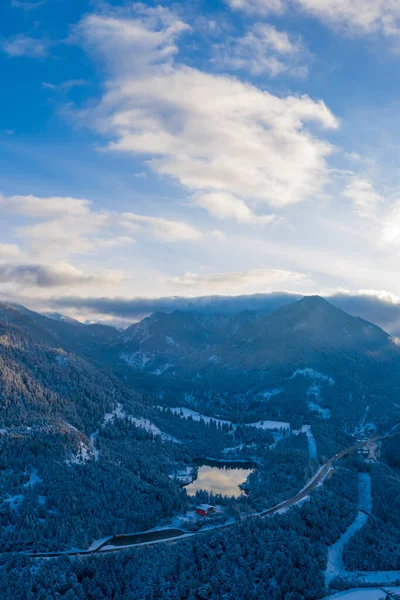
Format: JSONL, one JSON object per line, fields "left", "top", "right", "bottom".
{"left": 184, "top": 459, "right": 255, "bottom": 498}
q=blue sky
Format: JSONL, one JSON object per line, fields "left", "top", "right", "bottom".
{"left": 2, "top": 0, "right": 400, "bottom": 323}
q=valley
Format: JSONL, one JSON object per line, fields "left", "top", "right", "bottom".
{"left": 2, "top": 296, "right": 400, "bottom": 599}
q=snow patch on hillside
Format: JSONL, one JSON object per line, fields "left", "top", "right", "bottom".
{"left": 103, "top": 403, "right": 181, "bottom": 444}
{"left": 55, "top": 354, "right": 69, "bottom": 367}
{"left": 152, "top": 363, "right": 173, "bottom": 375}
{"left": 129, "top": 417, "right": 181, "bottom": 444}
{"left": 308, "top": 401, "right": 332, "bottom": 420}
{"left": 4, "top": 494, "right": 24, "bottom": 509}
{"left": 291, "top": 368, "right": 335, "bottom": 386}
{"left": 120, "top": 351, "right": 153, "bottom": 369}
{"left": 66, "top": 442, "right": 92, "bottom": 466}
{"left": 208, "top": 355, "right": 220, "bottom": 364}
{"left": 165, "top": 335, "right": 179, "bottom": 347}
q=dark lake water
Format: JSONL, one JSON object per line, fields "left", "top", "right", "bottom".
{"left": 184, "top": 459, "right": 255, "bottom": 498}
{"left": 107, "top": 529, "right": 186, "bottom": 547}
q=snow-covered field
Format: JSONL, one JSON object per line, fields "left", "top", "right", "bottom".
{"left": 167, "top": 407, "right": 290, "bottom": 432}
{"left": 299, "top": 424, "right": 317, "bottom": 460}
{"left": 323, "top": 588, "right": 400, "bottom": 600}
{"left": 247, "top": 419, "right": 291, "bottom": 430}
{"left": 168, "top": 407, "right": 234, "bottom": 428}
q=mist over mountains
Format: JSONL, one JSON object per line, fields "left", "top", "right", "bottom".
{"left": 50, "top": 291, "right": 400, "bottom": 336}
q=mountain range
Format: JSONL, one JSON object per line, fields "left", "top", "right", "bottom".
{"left": 1, "top": 295, "right": 400, "bottom": 436}
{"left": 111, "top": 296, "right": 400, "bottom": 429}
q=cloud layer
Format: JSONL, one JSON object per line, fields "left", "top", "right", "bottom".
{"left": 48, "top": 290, "right": 400, "bottom": 336}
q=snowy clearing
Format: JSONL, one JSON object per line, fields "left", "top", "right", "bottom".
{"left": 129, "top": 417, "right": 181, "bottom": 444}
{"left": 297, "top": 425, "right": 317, "bottom": 460}
{"left": 247, "top": 419, "right": 291, "bottom": 431}
{"left": 167, "top": 407, "right": 291, "bottom": 432}
{"left": 168, "top": 407, "right": 234, "bottom": 428}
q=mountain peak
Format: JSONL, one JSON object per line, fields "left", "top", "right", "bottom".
{"left": 298, "top": 295, "right": 332, "bottom": 308}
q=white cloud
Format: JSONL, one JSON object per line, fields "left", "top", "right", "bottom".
{"left": 0, "top": 262, "right": 123, "bottom": 288}
{"left": 163, "top": 267, "right": 309, "bottom": 293}
{"left": 194, "top": 192, "right": 275, "bottom": 224}
{"left": 215, "top": 23, "right": 308, "bottom": 77}
{"left": 121, "top": 213, "right": 204, "bottom": 242}
{"left": 1, "top": 193, "right": 214, "bottom": 257}
{"left": 74, "top": 6, "right": 190, "bottom": 74}
{"left": 343, "top": 176, "right": 384, "bottom": 220}
{"left": 0, "top": 194, "right": 92, "bottom": 218}
{"left": 16, "top": 215, "right": 109, "bottom": 254}
{"left": 294, "top": 0, "right": 400, "bottom": 36}
{"left": 380, "top": 201, "right": 400, "bottom": 245}
{"left": 0, "top": 244, "right": 23, "bottom": 259}
{"left": 0, "top": 194, "right": 108, "bottom": 255}
{"left": 41, "top": 79, "right": 86, "bottom": 92}
{"left": 75, "top": 6, "right": 338, "bottom": 218}
{"left": 12, "top": 0, "right": 47, "bottom": 9}
{"left": 225, "top": 0, "right": 400, "bottom": 38}
{"left": 97, "top": 236, "right": 136, "bottom": 248}
{"left": 2, "top": 35, "right": 49, "bottom": 58}
{"left": 342, "top": 176, "right": 400, "bottom": 247}
{"left": 225, "top": 0, "right": 285, "bottom": 16}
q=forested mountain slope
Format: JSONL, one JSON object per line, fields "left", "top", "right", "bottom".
{"left": 112, "top": 296, "right": 400, "bottom": 429}
{"left": 0, "top": 302, "right": 137, "bottom": 432}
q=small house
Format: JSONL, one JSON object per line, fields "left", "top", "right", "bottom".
{"left": 196, "top": 504, "right": 215, "bottom": 517}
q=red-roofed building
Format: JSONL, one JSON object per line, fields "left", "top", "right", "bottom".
{"left": 196, "top": 504, "right": 215, "bottom": 517}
